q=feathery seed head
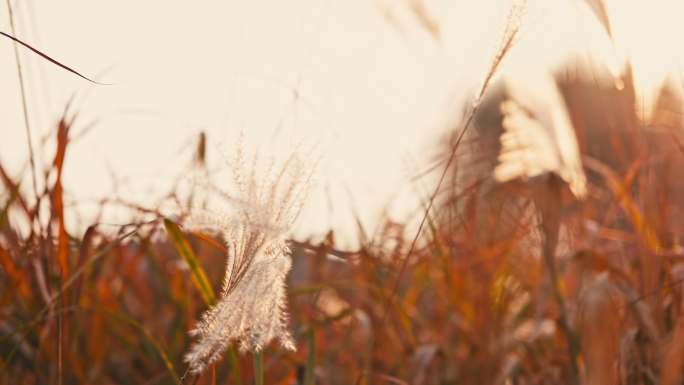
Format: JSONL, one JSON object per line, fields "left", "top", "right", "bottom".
{"left": 183, "top": 143, "right": 314, "bottom": 375}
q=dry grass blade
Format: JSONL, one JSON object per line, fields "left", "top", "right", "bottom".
{"left": 584, "top": 0, "right": 613, "bottom": 39}
{"left": 0, "top": 31, "right": 107, "bottom": 84}
{"left": 408, "top": 0, "right": 440, "bottom": 39}
{"left": 5, "top": 0, "right": 38, "bottom": 201}
{"left": 52, "top": 118, "right": 71, "bottom": 278}
{"left": 583, "top": 156, "right": 660, "bottom": 251}
{"left": 661, "top": 316, "right": 684, "bottom": 385}
{"left": 0, "top": 163, "right": 30, "bottom": 216}
{"left": 579, "top": 276, "right": 621, "bottom": 385}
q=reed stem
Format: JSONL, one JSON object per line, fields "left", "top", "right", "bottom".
{"left": 253, "top": 351, "right": 263, "bottom": 385}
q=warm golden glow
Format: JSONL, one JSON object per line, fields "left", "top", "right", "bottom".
{"left": 2, "top": 0, "right": 684, "bottom": 246}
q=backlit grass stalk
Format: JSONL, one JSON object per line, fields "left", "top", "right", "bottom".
{"left": 5, "top": 0, "right": 39, "bottom": 201}
{"left": 536, "top": 178, "right": 580, "bottom": 385}
{"left": 253, "top": 351, "right": 263, "bottom": 385}
{"left": 374, "top": 0, "right": 526, "bottom": 361}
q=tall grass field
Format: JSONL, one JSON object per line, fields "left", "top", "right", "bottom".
{"left": 4, "top": 1, "right": 684, "bottom": 384}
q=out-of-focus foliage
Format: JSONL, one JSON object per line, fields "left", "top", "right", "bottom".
{"left": 5, "top": 1, "right": 684, "bottom": 384}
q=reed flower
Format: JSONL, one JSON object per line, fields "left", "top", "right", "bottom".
{"left": 494, "top": 69, "right": 587, "bottom": 198}
{"left": 184, "top": 145, "right": 314, "bottom": 374}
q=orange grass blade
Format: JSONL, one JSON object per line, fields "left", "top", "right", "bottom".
{"left": 189, "top": 230, "right": 227, "bottom": 254}
{"left": 52, "top": 119, "right": 70, "bottom": 277}
{"left": 0, "top": 244, "right": 30, "bottom": 299}
{"left": 584, "top": 156, "right": 661, "bottom": 251}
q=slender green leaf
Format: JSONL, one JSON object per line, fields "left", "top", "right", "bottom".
{"left": 164, "top": 219, "right": 216, "bottom": 306}
{"left": 228, "top": 347, "right": 242, "bottom": 385}
{"left": 254, "top": 351, "right": 263, "bottom": 385}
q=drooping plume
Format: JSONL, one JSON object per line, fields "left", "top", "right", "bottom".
{"left": 184, "top": 143, "right": 314, "bottom": 374}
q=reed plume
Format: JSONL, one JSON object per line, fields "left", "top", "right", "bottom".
{"left": 183, "top": 144, "right": 314, "bottom": 374}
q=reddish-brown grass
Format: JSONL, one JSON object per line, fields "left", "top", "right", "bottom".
{"left": 5, "top": 2, "right": 684, "bottom": 384}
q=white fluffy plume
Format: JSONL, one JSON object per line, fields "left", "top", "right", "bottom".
{"left": 184, "top": 145, "right": 314, "bottom": 374}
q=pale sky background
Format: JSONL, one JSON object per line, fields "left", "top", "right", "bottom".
{"left": 2, "top": 0, "right": 684, "bottom": 248}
